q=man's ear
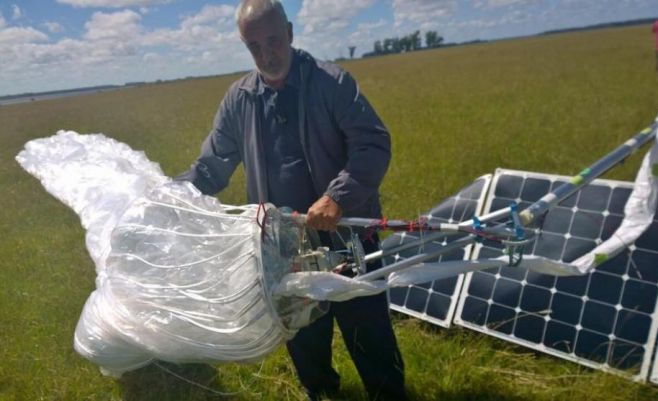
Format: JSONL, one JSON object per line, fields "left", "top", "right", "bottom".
{"left": 287, "top": 22, "right": 293, "bottom": 44}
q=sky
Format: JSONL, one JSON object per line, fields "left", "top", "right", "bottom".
{"left": 1, "top": 0, "right": 657, "bottom": 96}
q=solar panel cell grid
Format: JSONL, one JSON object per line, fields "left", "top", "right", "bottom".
{"left": 455, "top": 169, "right": 658, "bottom": 381}
{"left": 384, "top": 176, "right": 491, "bottom": 328}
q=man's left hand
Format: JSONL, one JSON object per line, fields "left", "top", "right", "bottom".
{"left": 306, "top": 195, "right": 343, "bottom": 232}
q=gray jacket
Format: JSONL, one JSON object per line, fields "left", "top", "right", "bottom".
{"left": 178, "top": 49, "right": 391, "bottom": 218}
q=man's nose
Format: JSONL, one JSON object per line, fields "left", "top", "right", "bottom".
{"left": 262, "top": 45, "right": 277, "bottom": 61}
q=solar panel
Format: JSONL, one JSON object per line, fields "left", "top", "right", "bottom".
{"left": 454, "top": 169, "right": 658, "bottom": 381}
{"left": 384, "top": 175, "right": 491, "bottom": 327}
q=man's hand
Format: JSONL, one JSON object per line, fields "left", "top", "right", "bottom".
{"left": 306, "top": 195, "right": 343, "bottom": 232}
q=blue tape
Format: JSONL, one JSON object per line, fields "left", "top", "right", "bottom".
{"left": 509, "top": 202, "right": 525, "bottom": 240}
{"left": 472, "top": 216, "right": 482, "bottom": 231}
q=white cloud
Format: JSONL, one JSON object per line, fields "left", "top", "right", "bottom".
{"left": 297, "top": 0, "right": 375, "bottom": 34}
{"left": 56, "top": 0, "right": 175, "bottom": 8}
{"left": 142, "top": 52, "right": 163, "bottom": 65}
{"left": 84, "top": 10, "right": 142, "bottom": 41}
{"left": 143, "top": 4, "right": 239, "bottom": 53}
{"left": 10, "top": 38, "right": 84, "bottom": 67}
{"left": 556, "top": 0, "right": 644, "bottom": 10}
{"left": 11, "top": 4, "right": 22, "bottom": 20}
{"left": 475, "top": 0, "right": 542, "bottom": 8}
{"left": 559, "top": 0, "right": 601, "bottom": 3}
{"left": 353, "top": 19, "right": 387, "bottom": 34}
{"left": 444, "top": 12, "right": 526, "bottom": 31}
{"left": 0, "top": 12, "right": 5, "bottom": 29}
{"left": 180, "top": 4, "right": 234, "bottom": 29}
{"left": 0, "top": 27, "right": 48, "bottom": 45}
{"left": 392, "top": 0, "right": 457, "bottom": 28}
{"left": 0, "top": 3, "right": 252, "bottom": 95}
{"left": 294, "top": 0, "right": 377, "bottom": 60}
{"left": 0, "top": 10, "right": 146, "bottom": 76}
{"left": 43, "top": 22, "right": 65, "bottom": 33}
{"left": 347, "top": 19, "right": 387, "bottom": 50}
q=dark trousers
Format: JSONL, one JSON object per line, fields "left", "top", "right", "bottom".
{"left": 286, "top": 235, "right": 406, "bottom": 401}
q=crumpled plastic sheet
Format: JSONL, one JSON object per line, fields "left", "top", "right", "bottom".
{"left": 16, "top": 131, "right": 168, "bottom": 268}
{"left": 566, "top": 129, "right": 658, "bottom": 273}
{"left": 16, "top": 131, "right": 319, "bottom": 377}
{"left": 272, "top": 254, "right": 583, "bottom": 302}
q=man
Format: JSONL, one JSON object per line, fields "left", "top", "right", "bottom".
{"left": 653, "top": 20, "right": 658, "bottom": 72}
{"left": 176, "top": 1, "right": 406, "bottom": 400}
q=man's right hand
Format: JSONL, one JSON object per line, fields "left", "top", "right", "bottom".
{"left": 305, "top": 195, "right": 343, "bottom": 232}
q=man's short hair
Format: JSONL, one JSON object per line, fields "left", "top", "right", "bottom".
{"left": 235, "top": 0, "right": 288, "bottom": 24}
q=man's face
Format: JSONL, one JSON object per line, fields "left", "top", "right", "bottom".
{"left": 239, "top": 10, "right": 293, "bottom": 85}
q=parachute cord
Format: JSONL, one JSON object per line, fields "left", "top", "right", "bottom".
{"left": 154, "top": 360, "right": 265, "bottom": 397}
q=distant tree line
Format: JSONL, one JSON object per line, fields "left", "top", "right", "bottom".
{"left": 363, "top": 30, "right": 444, "bottom": 57}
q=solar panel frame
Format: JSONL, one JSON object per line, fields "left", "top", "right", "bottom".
{"left": 454, "top": 169, "right": 658, "bottom": 382}
{"left": 652, "top": 340, "right": 658, "bottom": 384}
{"left": 385, "top": 175, "right": 492, "bottom": 328}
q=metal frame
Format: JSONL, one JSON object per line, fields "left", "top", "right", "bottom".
{"left": 285, "top": 121, "right": 657, "bottom": 283}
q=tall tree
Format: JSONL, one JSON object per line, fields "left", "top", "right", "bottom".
{"left": 425, "top": 30, "right": 436, "bottom": 47}
{"left": 399, "top": 36, "right": 410, "bottom": 52}
{"left": 383, "top": 38, "right": 393, "bottom": 53}
{"left": 411, "top": 30, "right": 421, "bottom": 50}
{"left": 374, "top": 40, "right": 382, "bottom": 55}
{"left": 425, "top": 31, "right": 444, "bottom": 48}
{"left": 435, "top": 34, "right": 444, "bottom": 47}
{"left": 392, "top": 37, "right": 402, "bottom": 53}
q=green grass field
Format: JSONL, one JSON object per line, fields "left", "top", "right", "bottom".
{"left": 2, "top": 25, "right": 658, "bottom": 400}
